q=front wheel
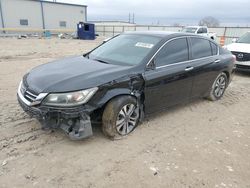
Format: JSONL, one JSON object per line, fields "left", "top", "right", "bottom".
{"left": 207, "top": 72, "right": 228, "bottom": 101}
{"left": 102, "top": 96, "right": 140, "bottom": 139}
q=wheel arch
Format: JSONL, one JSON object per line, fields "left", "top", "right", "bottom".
{"left": 222, "top": 70, "right": 230, "bottom": 85}
{"left": 95, "top": 88, "right": 142, "bottom": 110}
{"left": 222, "top": 70, "right": 229, "bottom": 79}
{"left": 92, "top": 88, "right": 145, "bottom": 121}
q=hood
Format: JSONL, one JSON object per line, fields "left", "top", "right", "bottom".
{"left": 225, "top": 43, "right": 250, "bottom": 53}
{"left": 25, "top": 56, "right": 133, "bottom": 93}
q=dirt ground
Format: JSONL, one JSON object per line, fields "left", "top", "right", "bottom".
{"left": 0, "top": 37, "right": 250, "bottom": 188}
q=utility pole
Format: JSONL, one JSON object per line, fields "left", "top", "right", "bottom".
{"left": 132, "top": 13, "right": 135, "bottom": 24}
{"left": 129, "top": 13, "right": 131, "bottom": 23}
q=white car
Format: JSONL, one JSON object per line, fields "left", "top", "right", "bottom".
{"left": 181, "top": 26, "right": 216, "bottom": 40}
{"left": 224, "top": 32, "right": 250, "bottom": 71}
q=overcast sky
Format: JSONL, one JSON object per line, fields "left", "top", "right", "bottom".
{"left": 55, "top": 0, "right": 250, "bottom": 26}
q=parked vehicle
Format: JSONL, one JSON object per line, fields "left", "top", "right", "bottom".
{"left": 17, "top": 31, "right": 235, "bottom": 140}
{"left": 223, "top": 31, "right": 250, "bottom": 71}
{"left": 181, "top": 26, "right": 216, "bottom": 40}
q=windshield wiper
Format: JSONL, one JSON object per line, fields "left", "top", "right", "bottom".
{"left": 94, "top": 59, "right": 109, "bottom": 64}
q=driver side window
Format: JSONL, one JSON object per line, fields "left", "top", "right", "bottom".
{"left": 197, "top": 28, "right": 203, "bottom": 34}
{"left": 155, "top": 38, "right": 189, "bottom": 67}
{"left": 203, "top": 28, "right": 208, "bottom": 33}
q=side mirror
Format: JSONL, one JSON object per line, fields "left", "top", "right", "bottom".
{"left": 232, "top": 38, "right": 237, "bottom": 43}
{"left": 146, "top": 59, "right": 156, "bottom": 70}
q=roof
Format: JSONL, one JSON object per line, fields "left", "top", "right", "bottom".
{"left": 31, "top": 0, "right": 87, "bottom": 7}
{"left": 124, "top": 31, "right": 194, "bottom": 37}
{"left": 125, "top": 31, "right": 175, "bottom": 37}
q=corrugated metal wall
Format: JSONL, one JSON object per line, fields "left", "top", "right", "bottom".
{"left": 42, "top": 3, "right": 86, "bottom": 30}
{"left": 96, "top": 25, "right": 250, "bottom": 45}
{"left": 0, "top": 0, "right": 86, "bottom": 31}
{"left": 1, "top": 0, "right": 43, "bottom": 29}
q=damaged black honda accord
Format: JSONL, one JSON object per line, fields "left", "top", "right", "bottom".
{"left": 17, "top": 31, "right": 235, "bottom": 140}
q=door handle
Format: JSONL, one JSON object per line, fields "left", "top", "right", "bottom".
{"left": 185, "top": 67, "right": 194, "bottom": 71}
{"left": 214, "top": 59, "right": 221, "bottom": 63}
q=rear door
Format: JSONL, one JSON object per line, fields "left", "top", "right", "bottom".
{"left": 188, "top": 37, "right": 221, "bottom": 98}
{"left": 143, "top": 37, "right": 194, "bottom": 113}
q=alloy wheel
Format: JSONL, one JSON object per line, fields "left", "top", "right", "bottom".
{"left": 214, "top": 75, "right": 226, "bottom": 98}
{"left": 116, "top": 103, "right": 139, "bottom": 135}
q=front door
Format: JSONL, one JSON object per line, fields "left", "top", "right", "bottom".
{"left": 143, "top": 37, "right": 194, "bottom": 114}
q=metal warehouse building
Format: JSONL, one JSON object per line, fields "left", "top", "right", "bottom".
{"left": 0, "top": 0, "right": 87, "bottom": 31}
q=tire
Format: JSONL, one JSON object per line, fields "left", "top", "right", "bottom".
{"left": 102, "top": 96, "right": 140, "bottom": 139}
{"left": 207, "top": 72, "right": 228, "bottom": 101}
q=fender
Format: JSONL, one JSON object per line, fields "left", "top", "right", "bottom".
{"left": 87, "top": 74, "right": 145, "bottom": 112}
{"left": 96, "top": 88, "right": 136, "bottom": 107}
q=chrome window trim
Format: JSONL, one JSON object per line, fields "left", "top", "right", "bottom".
{"left": 146, "top": 36, "right": 219, "bottom": 70}
{"left": 156, "top": 55, "right": 216, "bottom": 69}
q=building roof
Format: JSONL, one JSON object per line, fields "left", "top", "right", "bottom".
{"left": 31, "top": 0, "right": 87, "bottom": 7}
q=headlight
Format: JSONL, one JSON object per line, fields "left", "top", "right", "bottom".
{"left": 42, "top": 87, "right": 98, "bottom": 107}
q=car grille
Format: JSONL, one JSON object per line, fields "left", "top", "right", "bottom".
{"left": 231, "top": 51, "right": 250, "bottom": 62}
{"left": 20, "top": 83, "right": 38, "bottom": 103}
{"left": 24, "top": 90, "right": 38, "bottom": 102}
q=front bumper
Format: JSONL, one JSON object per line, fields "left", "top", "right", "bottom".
{"left": 235, "top": 61, "right": 250, "bottom": 72}
{"left": 17, "top": 92, "right": 94, "bottom": 140}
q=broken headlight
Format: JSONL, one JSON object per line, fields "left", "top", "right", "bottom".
{"left": 42, "top": 87, "right": 98, "bottom": 107}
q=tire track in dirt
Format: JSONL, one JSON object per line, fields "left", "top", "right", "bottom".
{"left": 219, "top": 86, "right": 248, "bottom": 106}
{"left": 0, "top": 103, "right": 30, "bottom": 126}
{"left": 0, "top": 101, "right": 65, "bottom": 156}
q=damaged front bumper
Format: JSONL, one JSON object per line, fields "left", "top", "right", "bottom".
{"left": 17, "top": 92, "right": 94, "bottom": 140}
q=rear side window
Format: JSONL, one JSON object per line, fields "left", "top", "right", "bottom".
{"left": 197, "top": 28, "right": 203, "bottom": 34}
{"left": 210, "top": 42, "right": 218, "bottom": 55}
{"left": 202, "top": 28, "right": 208, "bottom": 33}
{"left": 190, "top": 38, "right": 212, "bottom": 59}
{"left": 155, "top": 38, "right": 189, "bottom": 66}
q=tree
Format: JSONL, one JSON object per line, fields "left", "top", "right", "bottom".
{"left": 198, "top": 16, "right": 220, "bottom": 27}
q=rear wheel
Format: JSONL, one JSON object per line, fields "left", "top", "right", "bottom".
{"left": 207, "top": 72, "right": 228, "bottom": 101}
{"left": 102, "top": 96, "right": 139, "bottom": 139}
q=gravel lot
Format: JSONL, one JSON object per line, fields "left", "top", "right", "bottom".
{"left": 0, "top": 37, "right": 250, "bottom": 188}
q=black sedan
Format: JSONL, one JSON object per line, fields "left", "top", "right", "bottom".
{"left": 17, "top": 31, "right": 235, "bottom": 140}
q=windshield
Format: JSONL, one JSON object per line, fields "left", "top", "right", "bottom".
{"left": 88, "top": 34, "right": 161, "bottom": 66}
{"left": 237, "top": 32, "right": 250, "bottom": 44}
{"left": 181, "top": 27, "right": 197, "bottom": 33}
